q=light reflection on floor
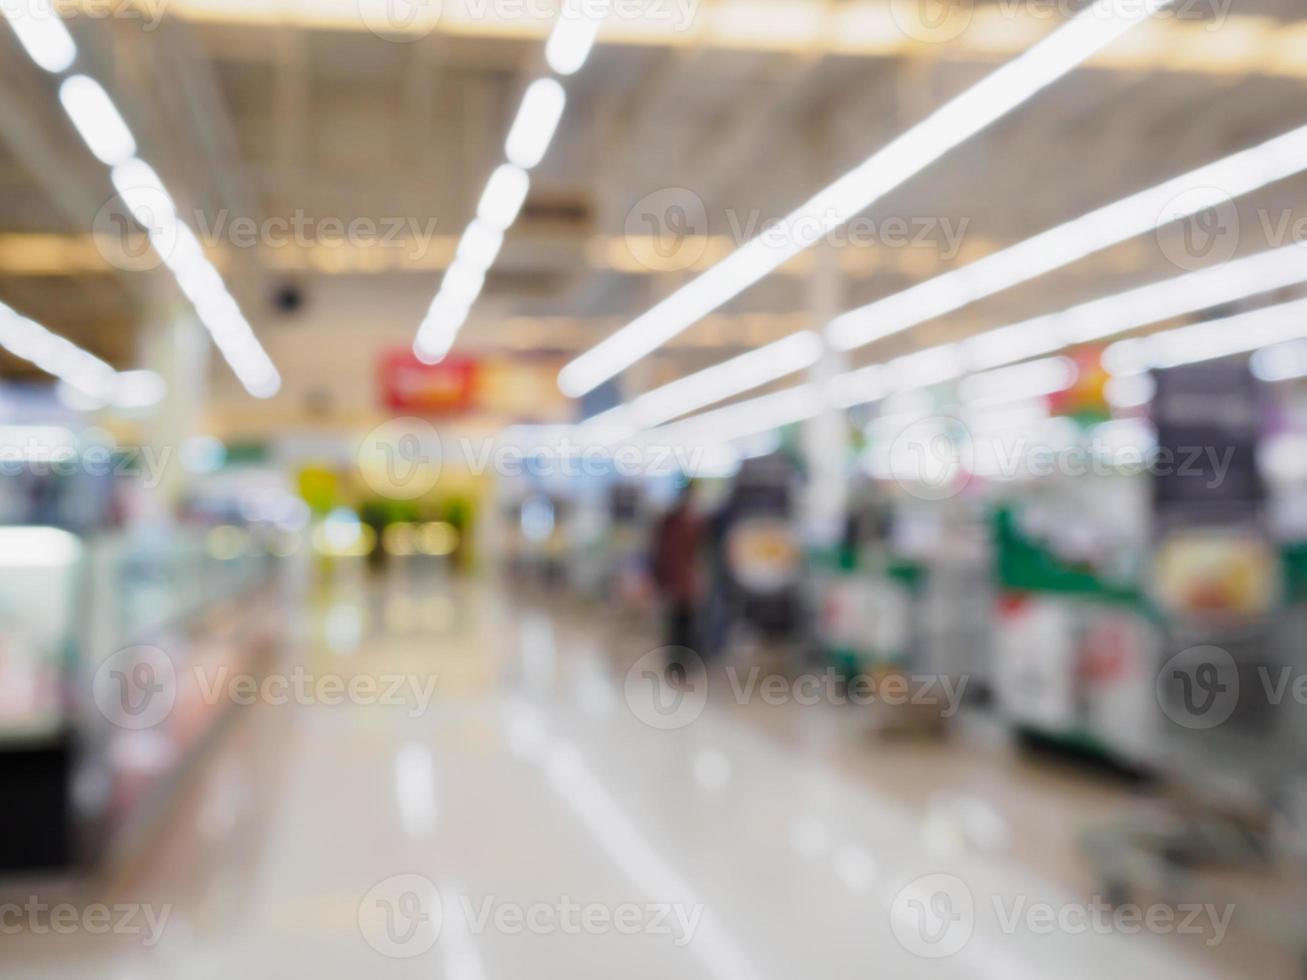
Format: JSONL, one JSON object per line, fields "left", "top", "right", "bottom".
{"left": 2, "top": 567, "right": 1259, "bottom": 978}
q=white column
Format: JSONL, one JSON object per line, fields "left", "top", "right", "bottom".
{"left": 802, "top": 243, "right": 847, "bottom": 546}
{"left": 137, "top": 296, "right": 211, "bottom": 509}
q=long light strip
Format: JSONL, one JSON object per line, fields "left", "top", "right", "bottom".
{"left": 505, "top": 78, "right": 567, "bottom": 170}
{"left": 600, "top": 107, "right": 1307, "bottom": 429}
{"left": 646, "top": 242, "right": 1307, "bottom": 448}
{"left": 0, "top": 299, "right": 112, "bottom": 392}
{"left": 557, "top": 0, "right": 1174, "bottom": 398}
{"left": 585, "top": 331, "right": 824, "bottom": 438}
{"left": 544, "top": 742, "right": 764, "bottom": 980}
{"left": 653, "top": 384, "right": 826, "bottom": 449}
{"left": 415, "top": 1, "right": 609, "bottom": 363}
{"left": 3, "top": 0, "right": 76, "bottom": 73}
{"left": 58, "top": 75, "right": 137, "bottom": 167}
{"left": 828, "top": 120, "right": 1307, "bottom": 351}
{"left": 0, "top": 298, "right": 162, "bottom": 406}
{"left": 0, "top": 13, "right": 162, "bottom": 405}
{"left": 1252, "top": 338, "right": 1307, "bottom": 382}
{"left": 836, "top": 241, "right": 1307, "bottom": 408}
{"left": 5, "top": 11, "right": 280, "bottom": 399}
{"left": 107, "top": 158, "right": 280, "bottom": 397}
{"left": 1103, "top": 295, "right": 1307, "bottom": 374}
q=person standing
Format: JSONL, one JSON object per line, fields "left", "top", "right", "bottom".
{"left": 651, "top": 483, "right": 705, "bottom": 656}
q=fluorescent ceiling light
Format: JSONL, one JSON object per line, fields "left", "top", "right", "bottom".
{"left": 1252, "top": 339, "right": 1307, "bottom": 382}
{"left": 0, "top": 526, "right": 82, "bottom": 567}
{"left": 0, "top": 299, "right": 127, "bottom": 401}
{"left": 828, "top": 120, "right": 1307, "bottom": 351}
{"left": 159, "top": 221, "right": 207, "bottom": 274}
{"left": 456, "top": 219, "right": 504, "bottom": 271}
{"left": 1104, "top": 372, "right": 1156, "bottom": 408}
{"left": 505, "top": 78, "right": 566, "bottom": 170}
{"left": 656, "top": 384, "right": 825, "bottom": 449}
{"left": 558, "top": 0, "right": 1174, "bottom": 397}
{"left": 645, "top": 242, "right": 1307, "bottom": 447}
{"left": 592, "top": 331, "right": 824, "bottom": 437}
{"left": 1103, "top": 295, "right": 1307, "bottom": 375}
{"left": 545, "top": 4, "right": 606, "bottom": 75}
{"left": 477, "top": 164, "right": 530, "bottom": 231}
{"left": 112, "top": 369, "right": 167, "bottom": 409}
{"left": 412, "top": 2, "right": 597, "bottom": 363}
{"left": 828, "top": 364, "right": 890, "bottom": 409}
{"left": 440, "top": 260, "right": 486, "bottom": 308}
{"left": 42, "top": 59, "right": 277, "bottom": 400}
{"left": 959, "top": 242, "right": 1307, "bottom": 375}
{"left": 58, "top": 75, "right": 136, "bottom": 166}
{"left": 958, "top": 356, "right": 1077, "bottom": 406}
{"left": 110, "top": 157, "right": 177, "bottom": 231}
{"left": 415, "top": 298, "right": 471, "bottom": 363}
{"left": 2, "top": 0, "right": 77, "bottom": 73}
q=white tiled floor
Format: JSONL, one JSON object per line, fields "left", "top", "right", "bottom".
{"left": 1, "top": 568, "right": 1263, "bottom": 977}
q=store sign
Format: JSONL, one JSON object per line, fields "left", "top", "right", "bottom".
{"left": 378, "top": 350, "right": 477, "bottom": 414}
{"left": 1152, "top": 359, "right": 1264, "bottom": 522}
{"left": 377, "top": 350, "right": 571, "bottom": 420}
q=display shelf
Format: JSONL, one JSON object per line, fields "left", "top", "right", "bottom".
{"left": 0, "top": 522, "right": 277, "bottom": 874}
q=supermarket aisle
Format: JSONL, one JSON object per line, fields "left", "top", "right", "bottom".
{"left": 4, "top": 570, "right": 1221, "bottom": 979}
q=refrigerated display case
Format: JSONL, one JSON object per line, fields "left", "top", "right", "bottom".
{"left": 0, "top": 524, "right": 278, "bottom": 874}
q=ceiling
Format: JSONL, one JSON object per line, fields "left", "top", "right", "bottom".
{"left": 2, "top": 0, "right": 1307, "bottom": 430}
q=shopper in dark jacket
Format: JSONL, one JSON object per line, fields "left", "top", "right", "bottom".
{"left": 651, "top": 484, "right": 705, "bottom": 654}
